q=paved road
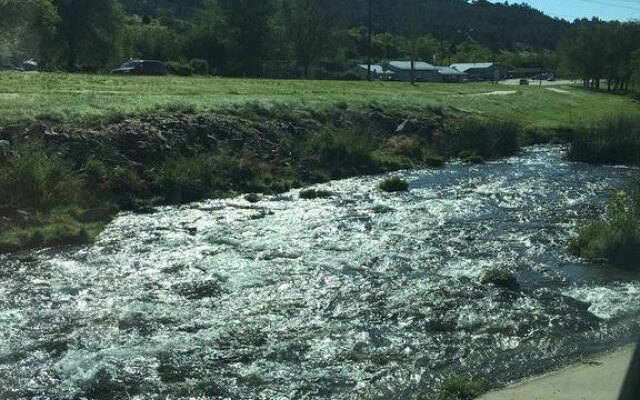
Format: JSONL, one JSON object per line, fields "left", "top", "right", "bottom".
{"left": 499, "top": 79, "right": 577, "bottom": 86}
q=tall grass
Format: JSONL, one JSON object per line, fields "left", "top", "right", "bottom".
{"left": 303, "top": 129, "right": 378, "bottom": 178}
{"left": 0, "top": 147, "right": 78, "bottom": 211}
{"left": 569, "top": 114, "right": 640, "bottom": 165}
{"left": 570, "top": 189, "right": 640, "bottom": 270}
{"left": 443, "top": 118, "right": 522, "bottom": 160}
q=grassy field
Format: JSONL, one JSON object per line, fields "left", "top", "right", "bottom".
{"left": 1, "top": 72, "right": 638, "bottom": 127}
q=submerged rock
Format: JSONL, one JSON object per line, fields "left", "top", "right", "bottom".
{"left": 481, "top": 269, "right": 521, "bottom": 291}
{"left": 173, "top": 278, "right": 226, "bottom": 300}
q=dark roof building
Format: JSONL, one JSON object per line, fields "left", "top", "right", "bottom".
{"left": 385, "top": 61, "right": 441, "bottom": 82}
{"left": 450, "top": 62, "right": 506, "bottom": 81}
{"left": 435, "top": 66, "right": 467, "bottom": 82}
{"left": 345, "top": 64, "right": 396, "bottom": 80}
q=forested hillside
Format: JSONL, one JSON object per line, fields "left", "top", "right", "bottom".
{"left": 0, "top": 0, "right": 624, "bottom": 80}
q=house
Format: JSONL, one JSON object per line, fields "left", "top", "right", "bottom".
{"left": 435, "top": 66, "right": 467, "bottom": 83}
{"left": 345, "top": 64, "right": 395, "bottom": 80}
{"left": 385, "top": 60, "right": 441, "bottom": 82}
{"left": 450, "top": 62, "right": 506, "bottom": 81}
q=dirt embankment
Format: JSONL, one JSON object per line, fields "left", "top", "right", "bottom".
{"left": 0, "top": 107, "right": 462, "bottom": 253}
{"left": 1, "top": 108, "right": 448, "bottom": 176}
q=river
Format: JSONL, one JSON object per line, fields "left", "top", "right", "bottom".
{"left": 1, "top": 146, "right": 639, "bottom": 399}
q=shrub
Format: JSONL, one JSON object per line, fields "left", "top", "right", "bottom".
{"left": 299, "top": 189, "right": 332, "bottom": 199}
{"left": 0, "top": 147, "right": 78, "bottom": 211}
{"left": 570, "top": 189, "right": 640, "bottom": 270}
{"left": 245, "top": 193, "right": 261, "bottom": 203}
{"left": 190, "top": 59, "right": 209, "bottom": 75}
{"left": 304, "top": 130, "right": 377, "bottom": 178}
{"left": 155, "top": 154, "right": 219, "bottom": 203}
{"left": 379, "top": 177, "right": 409, "bottom": 192}
{"left": 166, "top": 61, "right": 194, "bottom": 76}
{"left": 445, "top": 118, "right": 521, "bottom": 160}
{"left": 438, "top": 376, "right": 495, "bottom": 400}
{"left": 568, "top": 114, "right": 640, "bottom": 165}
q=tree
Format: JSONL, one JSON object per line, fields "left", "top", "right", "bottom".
{"left": 559, "top": 21, "right": 640, "bottom": 91}
{"left": 49, "top": 0, "right": 125, "bottom": 71}
{"left": 0, "top": 0, "right": 58, "bottom": 59}
{"left": 280, "top": 0, "right": 340, "bottom": 78}
{"left": 220, "top": 0, "right": 275, "bottom": 77}
{"left": 123, "top": 19, "right": 183, "bottom": 61}
{"left": 183, "top": 0, "right": 231, "bottom": 75}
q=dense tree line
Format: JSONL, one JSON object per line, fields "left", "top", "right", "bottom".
{"left": 0, "top": 0, "right": 637, "bottom": 86}
{"left": 559, "top": 21, "right": 640, "bottom": 91}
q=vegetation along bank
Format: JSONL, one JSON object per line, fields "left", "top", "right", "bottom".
{"left": 0, "top": 103, "right": 529, "bottom": 253}
{"left": 568, "top": 114, "right": 640, "bottom": 271}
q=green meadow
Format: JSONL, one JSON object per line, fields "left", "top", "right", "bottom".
{"left": 1, "top": 72, "right": 638, "bottom": 127}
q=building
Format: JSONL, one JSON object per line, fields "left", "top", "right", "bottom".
{"left": 435, "top": 66, "right": 467, "bottom": 83}
{"left": 345, "top": 64, "right": 396, "bottom": 80}
{"left": 450, "top": 62, "right": 506, "bottom": 81}
{"left": 385, "top": 61, "right": 441, "bottom": 82}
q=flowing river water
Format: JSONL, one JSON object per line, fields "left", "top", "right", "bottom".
{"left": 1, "top": 146, "right": 639, "bottom": 400}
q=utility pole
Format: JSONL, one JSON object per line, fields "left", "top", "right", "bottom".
{"left": 367, "top": 0, "right": 373, "bottom": 81}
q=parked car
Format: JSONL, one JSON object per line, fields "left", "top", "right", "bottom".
{"left": 1, "top": 59, "right": 39, "bottom": 71}
{"left": 519, "top": 79, "right": 530, "bottom": 86}
{"left": 21, "top": 59, "right": 38, "bottom": 71}
{"left": 111, "top": 60, "right": 168, "bottom": 76}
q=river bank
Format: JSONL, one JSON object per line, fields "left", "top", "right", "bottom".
{"left": 479, "top": 345, "right": 636, "bottom": 400}
{"left": 1, "top": 105, "right": 538, "bottom": 254}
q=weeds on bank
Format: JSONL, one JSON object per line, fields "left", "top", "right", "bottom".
{"left": 0, "top": 148, "right": 113, "bottom": 252}
{"left": 443, "top": 118, "right": 522, "bottom": 160}
{"left": 570, "top": 188, "right": 640, "bottom": 270}
{"left": 0, "top": 147, "right": 78, "bottom": 211}
{"left": 437, "top": 375, "right": 496, "bottom": 400}
{"left": 569, "top": 114, "right": 640, "bottom": 165}
{"left": 303, "top": 129, "right": 378, "bottom": 178}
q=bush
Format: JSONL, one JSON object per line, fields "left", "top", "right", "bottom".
{"left": 166, "top": 61, "right": 194, "bottom": 76}
{"left": 379, "top": 177, "right": 409, "bottom": 192}
{"left": 0, "top": 147, "right": 78, "bottom": 211}
{"left": 304, "top": 130, "right": 377, "bottom": 178}
{"left": 299, "top": 189, "right": 332, "bottom": 199}
{"left": 445, "top": 118, "right": 521, "bottom": 160}
{"left": 570, "top": 189, "right": 640, "bottom": 270}
{"left": 190, "top": 59, "right": 209, "bottom": 75}
{"left": 568, "top": 114, "right": 640, "bottom": 165}
{"left": 155, "top": 154, "right": 219, "bottom": 203}
{"left": 245, "top": 193, "right": 261, "bottom": 203}
{"left": 438, "top": 376, "right": 495, "bottom": 400}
